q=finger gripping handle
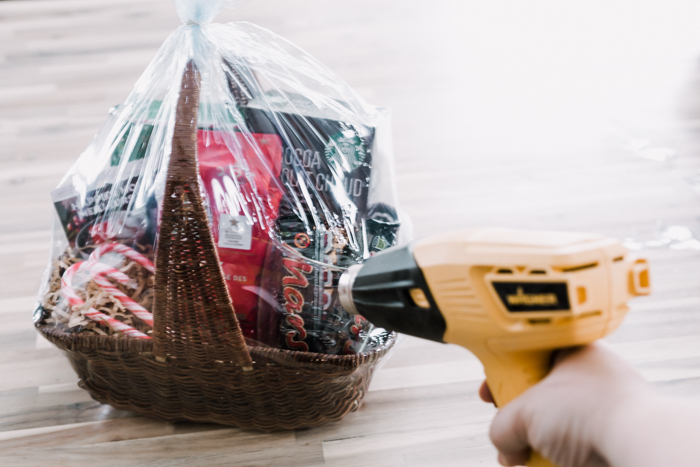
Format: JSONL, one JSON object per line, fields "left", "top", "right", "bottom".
{"left": 483, "top": 350, "right": 558, "bottom": 467}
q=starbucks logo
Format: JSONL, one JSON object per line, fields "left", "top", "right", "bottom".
{"left": 324, "top": 129, "right": 367, "bottom": 172}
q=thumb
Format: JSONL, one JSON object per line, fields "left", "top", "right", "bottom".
{"left": 490, "top": 397, "right": 532, "bottom": 466}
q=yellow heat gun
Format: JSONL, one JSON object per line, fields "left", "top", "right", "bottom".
{"left": 338, "top": 228, "right": 650, "bottom": 467}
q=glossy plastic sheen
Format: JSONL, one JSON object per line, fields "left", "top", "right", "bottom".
{"left": 411, "top": 228, "right": 650, "bottom": 467}
{"left": 36, "top": 0, "right": 402, "bottom": 358}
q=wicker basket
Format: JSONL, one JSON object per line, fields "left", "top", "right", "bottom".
{"left": 36, "top": 61, "right": 395, "bottom": 431}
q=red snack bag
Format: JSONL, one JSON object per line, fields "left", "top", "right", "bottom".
{"left": 198, "top": 129, "right": 283, "bottom": 338}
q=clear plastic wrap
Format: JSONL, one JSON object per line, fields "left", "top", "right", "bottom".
{"left": 34, "top": 0, "right": 400, "bottom": 357}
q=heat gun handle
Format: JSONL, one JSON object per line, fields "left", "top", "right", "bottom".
{"left": 528, "top": 452, "right": 556, "bottom": 467}
{"left": 482, "top": 350, "right": 558, "bottom": 467}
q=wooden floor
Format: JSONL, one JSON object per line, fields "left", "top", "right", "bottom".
{"left": 1, "top": 0, "right": 700, "bottom": 465}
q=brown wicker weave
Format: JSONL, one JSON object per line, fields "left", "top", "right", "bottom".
{"left": 36, "top": 60, "right": 395, "bottom": 431}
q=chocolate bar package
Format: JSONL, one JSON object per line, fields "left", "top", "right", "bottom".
{"left": 35, "top": 3, "right": 403, "bottom": 356}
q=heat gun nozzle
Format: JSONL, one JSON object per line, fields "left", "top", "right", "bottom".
{"left": 339, "top": 264, "right": 362, "bottom": 316}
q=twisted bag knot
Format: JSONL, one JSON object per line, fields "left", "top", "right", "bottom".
{"left": 174, "top": 0, "right": 250, "bottom": 25}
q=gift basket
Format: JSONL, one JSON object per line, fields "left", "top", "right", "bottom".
{"left": 33, "top": 0, "right": 402, "bottom": 430}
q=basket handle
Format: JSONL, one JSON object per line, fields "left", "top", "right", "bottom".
{"left": 152, "top": 60, "right": 253, "bottom": 370}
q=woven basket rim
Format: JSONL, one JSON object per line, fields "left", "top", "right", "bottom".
{"left": 35, "top": 321, "right": 396, "bottom": 368}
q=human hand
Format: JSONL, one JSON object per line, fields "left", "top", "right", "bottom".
{"left": 479, "top": 344, "right": 654, "bottom": 467}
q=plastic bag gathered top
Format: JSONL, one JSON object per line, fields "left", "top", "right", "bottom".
{"left": 35, "top": 0, "right": 401, "bottom": 360}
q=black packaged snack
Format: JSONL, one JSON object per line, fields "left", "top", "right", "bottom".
{"left": 248, "top": 95, "right": 399, "bottom": 354}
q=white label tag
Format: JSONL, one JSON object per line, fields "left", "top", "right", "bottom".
{"left": 218, "top": 214, "right": 252, "bottom": 250}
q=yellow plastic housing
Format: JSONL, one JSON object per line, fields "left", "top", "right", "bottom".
{"left": 412, "top": 228, "right": 649, "bottom": 467}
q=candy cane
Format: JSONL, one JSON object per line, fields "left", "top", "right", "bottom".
{"left": 61, "top": 262, "right": 90, "bottom": 309}
{"left": 61, "top": 262, "right": 150, "bottom": 339}
{"left": 87, "top": 265, "right": 153, "bottom": 326}
{"left": 90, "top": 243, "right": 155, "bottom": 273}
{"left": 85, "top": 261, "right": 132, "bottom": 285}
{"left": 85, "top": 251, "right": 154, "bottom": 325}
{"left": 82, "top": 308, "right": 149, "bottom": 339}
